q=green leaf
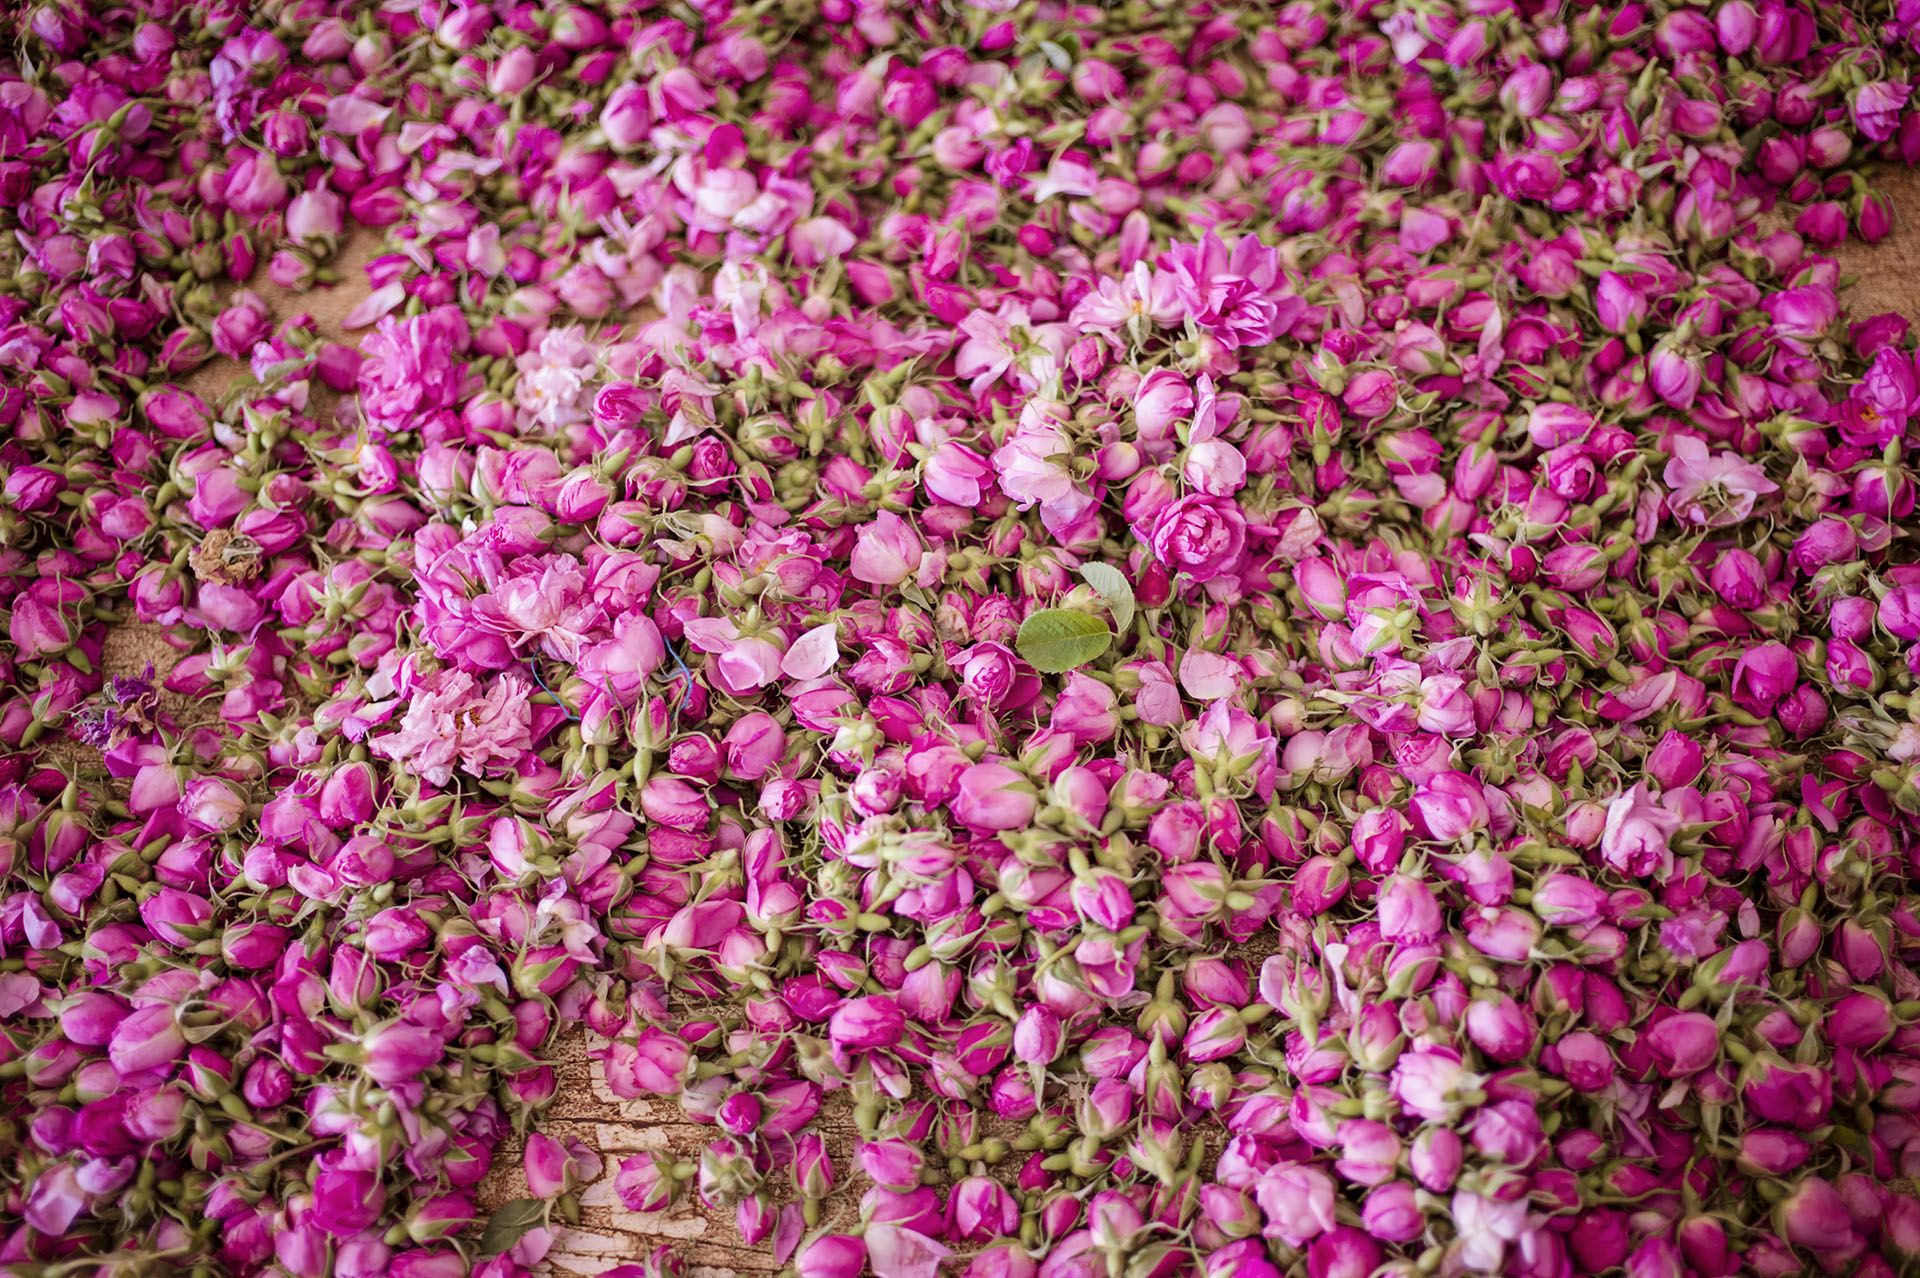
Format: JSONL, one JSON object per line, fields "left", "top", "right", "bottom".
{"left": 478, "top": 1198, "right": 549, "bottom": 1257}
{"left": 1078, "top": 563, "right": 1136, "bottom": 633}
{"left": 1016, "top": 609, "right": 1113, "bottom": 674}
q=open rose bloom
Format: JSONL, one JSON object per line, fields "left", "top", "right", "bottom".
{"left": 10, "top": 2, "right": 1920, "bottom": 1277}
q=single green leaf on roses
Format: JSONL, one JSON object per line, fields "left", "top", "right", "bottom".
{"left": 1017, "top": 609, "right": 1114, "bottom": 674}
{"left": 478, "top": 1198, "right": 549, "bottom": 1257}
{"left": 1078, "top": 562, "right": 1136, "bottom": 633}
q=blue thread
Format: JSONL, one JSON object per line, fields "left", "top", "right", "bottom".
{"left": 663, "top": 641, "right": 694, "bottom": 711}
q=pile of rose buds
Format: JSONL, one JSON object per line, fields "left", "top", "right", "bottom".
{"left": 17, "top": 0, "right": 1920, "bottom": 1276}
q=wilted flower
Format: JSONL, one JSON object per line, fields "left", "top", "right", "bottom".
{"left": 1662, "top": 436, "right": 1778, "bottom": 526}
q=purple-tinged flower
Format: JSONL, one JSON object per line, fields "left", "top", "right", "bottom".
{"left": 1776, "top": 1176, "right": 1855, "bottom": 1252}
{"left": 1148, "top": 496, "right": 1248, "bottom": 584}
{"left": 1600, "top": 784, "right": 1682, "bottom": 878}
{"left": 1853, "top": 81, "right": 1912, "bottom": 141}
{"left": 951, "top": 763, "right": 1037, "bottom": 831}
{"left": 829, "top": 995, "right": 906, "bottom": 1052}
{"left": 1360, "top": 1182, "right": 1422, "bottom": 1243}
{"left": 357, "top": 306, "right": 470, "bottom": 435}
{"left": 1662, "top": 436, "right": 1776, "bottom": 526}
{"left": 1254, "top": 1163, "right": 1337, "bottom": 1248}
{"left": 796, "top": 1234, "right": 867, "bottom": 1278}
{"left": 1731, "top": 642, "right": 1799, "bottom": 714}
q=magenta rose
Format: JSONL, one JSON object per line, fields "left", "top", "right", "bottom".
{"left": 357, "top": 305, "right": 470, "bottom": 434}
{"left": 1149, "top": 494, "right": 1247, "bottom": 583}
{"left": 1851, "top": 80, "right": 1911, "bottom": 143}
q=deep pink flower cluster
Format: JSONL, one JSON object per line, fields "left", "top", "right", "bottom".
{"left": 10, "top": 1, "right": 1920, "bottom": 1277}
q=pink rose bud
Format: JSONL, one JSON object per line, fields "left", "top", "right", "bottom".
{"left": 1306, "top": 1227, "right": 1381, "bottom": 1278}
{"left": 489, "top": 46, "right": 539, "bottom": 96}
{"left": 1567, "top": 1210, "right": 1632, "bottom": 1272}
{"left": 1547, "top": 1031, "right": 1615, "bottom": 1093}
{"left": 1833, "top": 919, "right": 1885, "bottom": 982}
{"left": 829, "top": 995, "right": 905, "bottom": 1051}
{"left": 796, "top": 1234, "right": 866, "bottom": 1278}
{"left": 1134, "top": 369, "right": 1194, "bottom": 442}
{"left": 1347, "top": 1003, "right": 1404, "bottom": 1073}
{"left": 601, "top": 81, "right": 651, "bottom": 149}
{"left": 1050, "top": 764, "right": 1109, "bottom": 828}
{"left": 318, "top": 762, "right": 378, "bottom": 827}
{"left": 1643, "top": 1011, "right": 1719, "bottom": 1077}
{"left": 178, "top": 777, "right": 246, "bottom": 832}
{"left": 1381, "top": 139, "right": 1439, "bottom": 188}
{"left": 640, "top": 776, "right": 709, "bottom": 831}
{"left": 306, "top": 1165, "right": 385, "bottom": 1238}
{"left": 1409, "top": 1125, "right": 1464, "bottom": 1191}
{"left": 58, "top": 992, "right": 129, "bottom": 1047}
{"left": 5, "top": 465, "right": 65, "bottom": 511}
{"left": 9, "top": 593, "right": 74, "bottom": 659}
{"left": 1183, "top": 957, "right": 1248, "bottom": 1008}
{"left": 1183, "top": 1007, "right": 1247, "bottom": 1062}
{"left": 1333, "top": 1119, "right": 1401, "bottom": 1186}
{"left": 1709, "top": 547, "right": 1768, "bottom": 609}
{"left": 1464, "top": 994, "right": 1534, "bottom": 1064}
{"left": 363, "top": 1022, "right": 444, "bottom": 1087}
{"left": 1293, "top": 557, "right": 1349, "bottom": 621}
{"left": 1884, "top": 1195, "right": 1920, "bottom": 1258}
{"left": 1077, "top": 1078, "right": 1133, "bottom": 1141}
{"left": 1149, "top": 495, "right": 1249, "bottom": 584}
{"left": 1291, "top": 857, "right": 1350, "bottom": 916}
{"left": 850, "top": 511, "right": 925, "bottom": 586}
{"left": 139, "top": 888, "right": 213, "bottom": 948}
{"left": 1600, "top": 783, "right": 1681, "bottom": 878}
{"left": 286, "top": 189, "right": 344, "bottom": 242}
{"left": 790, "top": 1132, "right": 835, "bottom": 1199}
{"left": 1828, "top": 991, "right": 1895, "bottom": 1048}
{"left": 1791, "top": 518, "right": 1858, "bottom": 575}
{"left": 1068, "top": 868, "right": 1135, "bottom": 932}
{"left": 615, "top": 1155, "right": 675, "bottom": 1213}
{"left": 965, "top": 1243, "right": 1038, "bottom": 1278}
{"left": 1377, "top": 875, "right": 1444, "bottom": 944}
{"left": 1252, "top": 1162, "right": 1337, "bottom": 1249}
{"left": 1359, "top": 1181, "right": 1422, "bottom": 1244}
{"left": 951, "top": 762, "right": 1037, "bottom": 832}
{"left": 1499, "top": 63, "right": 1552, "bottom": 117}
{"left": 1409, "top": 771, "right": 1489, "bottom": 841}
{"left": 1349, "top": 807, "right": 1405, "bottom": 874}
{"left": 400, "top": 1194, "right": 476, "bottom": 1247}
{"left": 23, "top": 1163, "right": 86, "bottom": 1236}
{"left": 1743, "top": 1055, "right": 1832, "bottom": 1128}
{"left": 1012, "top": 1006, "right": 1063, "bottom": 1067}
{"left": 524, "top": 1132, "right": 572, "bottom": 1200}
{"left": 1852, "top": 80, "right": 1912, "bottom": 142}
{"left": 242, "top": 1056, "right": 293, "bottom": 1108}
{"left": 1469, "top": 1099, "right": 1543, "bottom": 1167}
{"left": 734, "top": 1194, "right": 776, "bottom": 1246}
{"left": 948, "top": 1175, "right": 1018, "bottom": 1242}
{"left": 1775, "top": 1176, "right": 1854, "bottom": 1253}
{"left": 122, "top": 1085, "right": 188, "bottom": 1142}
{"left": 1198, "top": 1240, "right": 1278, "bottom": 1278}
{"left": 1737, "top": 1130, "right": 1811, "bottom": 1177}
{"left": 1623, "top": 1236, "right": 1685, "bottom": 1278}
{"left": 1645, "top": 731, "right": 1704, "bottom": 789}
{"left": 717, "top": 1092, "right": 762, "bottom": 1136}
{"left": 855, "top": 1139, "right": 924, "bottom": 1191}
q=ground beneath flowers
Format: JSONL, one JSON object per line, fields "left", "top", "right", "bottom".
{"left": 81, "top": 165, "right": 1920, "bottom": 1278}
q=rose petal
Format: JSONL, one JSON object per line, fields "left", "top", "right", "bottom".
{"left": 781, "top": 623, "right": 840, "bottom": 679}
